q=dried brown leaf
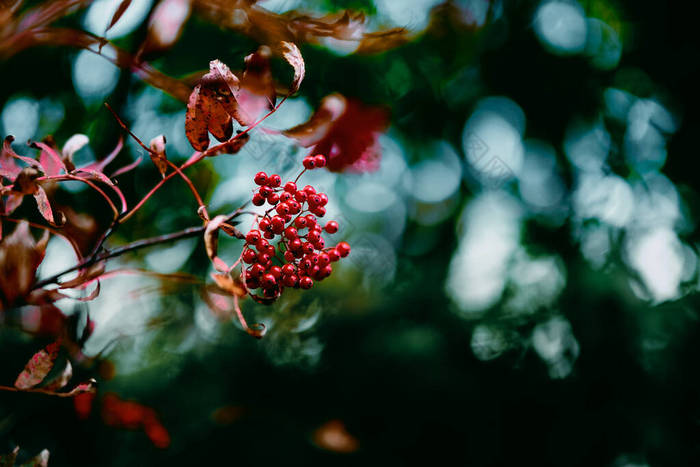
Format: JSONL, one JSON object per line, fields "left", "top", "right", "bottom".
{"left": 204, "top": 215, "right": 230, "bottom": 272}
{"left": 280, "top": 41, "right": 304, "bottom": 94}
{"left": 148, "top": 134, "right": 168, "bottom": 177}
{"left": 0, "top": 221, "right": 48, "bottom": 309}
{"left": 106, "top": 0, "right": 133, "bottom": 35}
{"left": 185, "top": 84, "right": 210, "bottom": 151}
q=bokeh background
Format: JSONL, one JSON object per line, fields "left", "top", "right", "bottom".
{"left": 2, "top": 0, "right": 700, "bottom": 465}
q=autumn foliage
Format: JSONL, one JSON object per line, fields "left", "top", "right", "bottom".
{"left": 0, "top": 0, "right": 400, "bottom": 457}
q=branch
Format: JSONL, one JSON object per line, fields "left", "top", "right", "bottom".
{"left": 32, "top": 207, "right": 246, "bottom": 289}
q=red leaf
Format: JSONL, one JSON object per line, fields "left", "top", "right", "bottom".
{"left": 101, "top": 393, "right": 170, "bottom": 448}
{"left": 284, "top": 94, "right": 389, "bottom": 172}
{"left": 201, "top": 87, "right": 234, "bottom": 142}
{"left": 185, "top": 84, "right": 210, "bottom": 151}
{"left": 74, "top": 391, "right": 96, "bottom": 420}
{"left": 14, "top": 340, "right": 61, "bottom": 389}
{"left": 280, "top": 41, "right": 305, "bottom": 94}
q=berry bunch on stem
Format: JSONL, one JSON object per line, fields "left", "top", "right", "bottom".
{"left": 238, "top": 154, "right": 350, "bottom": 303}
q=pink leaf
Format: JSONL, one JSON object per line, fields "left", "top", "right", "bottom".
{"left": 14, "top": 340, "right": 61, "bottom": 389}
{"left": 33, "top": 185, "right": 64, "bottom": 226}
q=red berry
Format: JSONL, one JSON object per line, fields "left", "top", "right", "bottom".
{"left": 308, "top": 230, "right": 321, "bottom": 243}
{"left": 303, "top": 156, "right": 316, "bottom": 169}
{"left": 242, "top": 249, "right": 257, "bottom": 264}
{"left": 269, "top": 266, "right": 282, "bottom": 279}
{"left": 324, "top": 221, "right": 338, "bottom": 234}
{"left": 317, "top": 253, "right": 330, "bottom": 267}
{"left": 284, "top": 182, "right": 297, "bottom": 193}
{"left": 271, "top": 216, "right": 285, "bottom": 232}
{"left": 268, "top": 193, "right": 280, "bottom": 205}
{"left": 282, "top": 264, "right": 296, "bottom": 275}
{"left": 294, "top": 217, "right": 307, "bottom": 229}
{"left": 303, "top": 185, "right": 316, "bottom": 195}
{"left": 299, "top": 276, "right": 314, "bottom": 289}
{"left": 246, "top": 230, "right": 261, "bottom": 244}
{"left": 314, "top": 238, "right": 325, "bottom": 249}
{"left": 275, "top": 203, "right": 290, "bottom": 215}
{"left": 319, "top": 265, "right": 332, "bottom": 279}
{"left": 305, "top": 214, "right": 317, "bottom": 225}
{"left": 312, "top": 206, "right": 326, "bottom": 217}
{"left": 308, "top": 194, "right": 322, "bottom": 206}
{"left": 259, "top": 185, "right": 273, "bottom": 198}
{"left": 261, "top": 274, "right": 277, "bottom": 287}
{"left": 258, "top": 218, "right": 271, "bottom": 232}
{"left": 265, "top": 245, "right": 276, "bottom": 256}
{"left": 251, "top": 264, "right": 265, "bottom": 277}
{"left": 282, "top": 274, "right": 298, "bottom": 287}
{"left": 263, "top": 231, "right": 274, "bottom": 239}
{"left": 257, "top": 252, "right": 270, "bottom": 264}
{"left": 268, "top": 174, "right": 281, "bottom": 187}
{"left": 318, "top": 193, "right": 328, "bottom": 206}
{"left": 287, "top": 200, "right": 301, "bottom": 214}
{"left": 284, "top": 250, "right": 296, "bottom": 262}
{"left": 313, "top": 154, "right": 327, "bottom": 168}
{"left": 252, "top": 193, "right": 265, "bottom": 206}
{"left": 284, "top": 227, "right": 298, "bottom": 240}
{"left": 289, "top": 238, "right": 302, "bottom": 251}
{"left": 328, "top": 249, "right": 340, "bottom": 262}
{"left": 336, "top": 241, "right": 351, "bottom": 257}
{"left": 280, "top": 192, "right": 292, "bottom": 202}
{"left": 302, "top": 242, "right": 314, "bottom": 254}
{"left": 255, "top": 238, "right": 269, "bottom": 251}
{"left": 254, "top": 172, "right": 268, "bottom": 185}
{"left": 294, "top": 191, "right": 307, "bottom": 203}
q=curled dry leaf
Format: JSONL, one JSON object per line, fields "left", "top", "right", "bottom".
{"left": 33, "top": 185, "right": 65, "bottom": 226}
{"left": 44, "top": 360, "right": 72, "bottom": 391}
{"left": 61, "top": 133, "right": 89, "bottom": 165}
{"left": 148, "top": 134, "right": 168, "bottom": 177}
{"left": 280, "top": 41, "right": 305, "bottom": 94}
{"left": 105, "top": 0, "right": 133, "bottom": 35}
{"left": 194, "top": 2, "right": 409, "bottom": 54}
{"left": 0, "top": 221, "right": 48, "bottom": 310}
{"left": 185, "top": 58, "right": 251, "bottom": 151}
{"left": 211, "top": 272, "right": 245, "bottom": 297}
{"left": 204, "top": 215, "right": 230, "bottom": 272}
{"left": 14, "top": 340, "right": 61, "bottom": 389}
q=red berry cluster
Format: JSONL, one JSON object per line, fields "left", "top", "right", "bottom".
{"left": 242, "top": 154, "right": 350, "bottom": 301}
